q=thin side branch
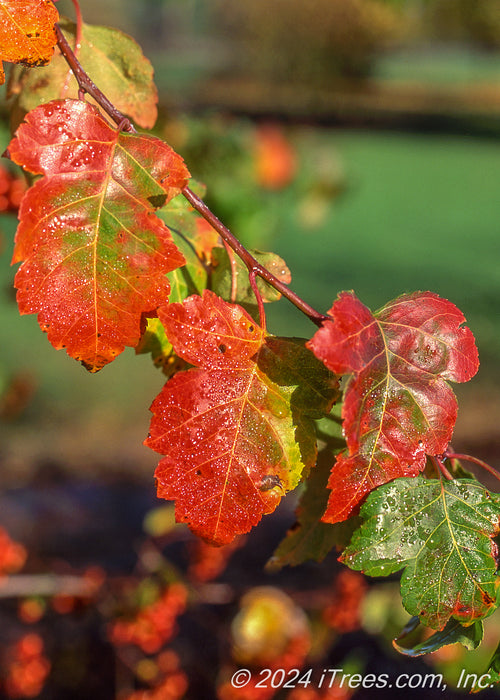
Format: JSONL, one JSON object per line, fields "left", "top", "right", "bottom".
{"left": 248, "top": 269, "right": 267, "bottom": 330}
{"left": 182, "top": 186, "right": 330, "bottom": 327}
{"left": 0, "top": 574, "right": 99, "bottom": 599}
{"left": 445, "top": 451, "right": 500, "bottom": 484}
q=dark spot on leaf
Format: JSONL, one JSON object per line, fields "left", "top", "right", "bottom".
{"left": 259, "top": 474, "right": 283, "bottom": 492}
{"left": 148, "top": 194, "right": 167, "bottom": 208}
{"left": 248, "top": 325, "right": 255, "bottom": 333}
{"left": 218, "top": 344, "right": 226, "bottom": 354}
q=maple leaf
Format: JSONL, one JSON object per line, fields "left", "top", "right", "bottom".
{"left": 8, "top": 18, "right": 158, "bottom": 129}
{"left": 0, "top": 0, "right": 59, "bottom": 85}
{"left": 7, "top": 99, "right": 189, "bottom": 371}
{"left": 341, "top": 477, "right": 500, "bottom": 629}
{"left": 308, "top": 291, "right": 479, "bottom": 523}
{"left": 145, "top": 290, "right": 338, "bottom": 546}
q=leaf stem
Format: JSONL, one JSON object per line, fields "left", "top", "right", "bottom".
{"left": 444, "top": 451, "right": 500, "bottom": 485}
{"left": 181, "top": 186, "right": 329, "bottom": 327}
{"left": 55, "top": 23, "right": 135, "bottom": 132}
{"left": 221, "top": 239, "right": 238, "bottom": 303}
{"left": 249, "top": 269, "right": 267, "bottom": 330}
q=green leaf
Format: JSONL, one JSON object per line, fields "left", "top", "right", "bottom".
{"left": 341, "top": 477, "right": 500, "bottom": 630}
{"left": 211, "top": 247, "right": 291, "bottom": 304}
{"left": 135, "top": 317, "right": 187, "bottom": 376}
{"left": 393, "top": 618, "right": 484, "bottom": 656}
{"left": 8, "top": 17, "right": 158, "bottom": 129}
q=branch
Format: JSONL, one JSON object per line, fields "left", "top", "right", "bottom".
{"left": 182, "top": 186, "right": 330, "bottom": 327}
{"left": 55, "top": 23, "right": 135, "bottom": 132}
{"left": 55, "top": 21, "right": 329, "bottom": 328}
{"left": 0, "top": 574, "right": 99, "bottom": 598}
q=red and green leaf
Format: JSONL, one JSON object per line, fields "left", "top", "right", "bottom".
{"left": 341, "top": 477, "right": 500, "bottom": 629}
{"left": 7, "top": 98, "right": 189, "bottom": 371}
{"left": 145, "top": 290, "right": 339, "bottom": 545}
{"left": 308, "top": 291, "right": 479, "bottom": 523}
{"left": 8, "top": 17, "right": 158, "bottom": 129}
{"left": 0, "top": 0, "right": 58, "bottom": 85}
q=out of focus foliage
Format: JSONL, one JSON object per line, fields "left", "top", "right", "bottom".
{"left": 212, "top": 0, "right": 404, "bottom": 82}
{"left": 422, "top": 0, "right": 500, "bottom": 48}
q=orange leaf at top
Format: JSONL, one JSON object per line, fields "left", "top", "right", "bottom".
{"left": 308, "top": 291, "right": 479, "bottom": 524}
{"left": 7, "top": 99, "right": 190, "bottom": 371}
{"left": 0, "top": 0, "right": 59, "bottom": 84}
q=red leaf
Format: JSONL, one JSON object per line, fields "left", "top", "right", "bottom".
{"left": 0, "top": 0, "right": 59, "bottom": 84}
{"left": 308, "top": 291, "right": 479, "bottom": 523}
{"left": 145, "top": 290, "right": 337, "bottom": 545}
{"left": 7, "top": 99, "right": 190, "bottom": 371}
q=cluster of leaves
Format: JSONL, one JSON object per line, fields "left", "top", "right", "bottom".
{"left": 1, "top": 0, "right": 500, "bottom": 685}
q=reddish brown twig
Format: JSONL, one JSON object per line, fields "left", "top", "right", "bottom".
{"left": 55, "top": 24, "right": 135, "bottom": 132}
{"left": 444, "top": 450, "right": 500, "bottom": 485}
{"left": 182, "top": 186, "right": 329, "bottom": 327}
